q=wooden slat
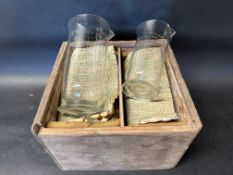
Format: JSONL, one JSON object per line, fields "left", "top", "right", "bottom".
{"left": 31, "top": 42, "right": 67, "bottom": 135}
{"left": 109, "top": 40, "right": 136, "bottom": 47}
{"left": 46, "top": 118, "right": 120, "bottom": 128}
{"left": 118, "top": 48, "right": 125, "bottom": 127}
{"left": 44, "top": 67, "right": 63, "bottom": 123}
{"left": 167, "top": 47, "right": 202, "bottom": 129}
{"left": 39, "top": 125, "right": 197, "bottom": 136}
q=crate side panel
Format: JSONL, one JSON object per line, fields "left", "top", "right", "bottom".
{"left": 39, "top": 132, "right": 196, "bottom": 170}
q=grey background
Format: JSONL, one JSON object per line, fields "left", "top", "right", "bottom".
{"left": 0, "top": 0, "right": 233, "bottom": 175}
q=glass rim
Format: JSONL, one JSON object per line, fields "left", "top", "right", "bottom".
{"left": 68, "top": 14, "right": 110, "bottom": 28}
{"left": 136, "top": 19, "right": 176, "bottom": 37}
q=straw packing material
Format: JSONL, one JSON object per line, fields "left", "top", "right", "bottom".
{"left": 124, "top": 48, "right": 178, "bottom": 125}
{"left": 58, "top": 45, "right": 119, "bottom": 122}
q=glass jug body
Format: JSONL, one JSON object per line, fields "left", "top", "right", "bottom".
{"left": 58, "top": 14, "right": 114, "bottom": 117}
{"left": 122, "top": 19, "right": 175, "bottom": 101}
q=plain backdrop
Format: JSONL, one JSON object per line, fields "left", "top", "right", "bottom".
{"left": 0, "top": 0, "right": 233, "bottom": 175}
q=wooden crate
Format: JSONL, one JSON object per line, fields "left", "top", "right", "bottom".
{"left": 31, "top": 41, "right": 202, "bottom": 171}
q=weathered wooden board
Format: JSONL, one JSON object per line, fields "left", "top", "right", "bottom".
{"left": 40, "top": 133, "right": 196, "bottom": 170}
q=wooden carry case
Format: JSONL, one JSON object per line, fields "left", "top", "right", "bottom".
{"left": 31, "top": 41, "right": 202, "bottom": 171}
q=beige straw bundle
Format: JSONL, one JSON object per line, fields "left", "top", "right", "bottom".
{"left": 124, "top": 48, "right": 178, "bottom": 126}
{"left": 58, "top": 46, "right": 119, "bottom": 122}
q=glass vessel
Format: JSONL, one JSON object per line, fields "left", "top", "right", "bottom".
{"left": 122, "top": 19, "right": 175, "bottom": 101}
{"left": 58, "top": 14, "right": 114, "bottom": 117}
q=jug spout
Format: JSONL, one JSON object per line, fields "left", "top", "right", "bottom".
{"left": 170, "top": 28, "right": 176, "bottom": 38}
{"left": 136, "top": 19, "right": 175, "bottom": 42}
{"left": 68, "top": 14, "right": 114, "bottom": 43}
{"left": 105, "top": 29, "right": 115, "bottom": 41}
